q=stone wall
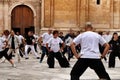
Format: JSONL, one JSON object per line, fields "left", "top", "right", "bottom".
{"left": 0, "top": 2, "right": 4, "bottom": 34}
{"left": 43, "top": 0, "right": 120, "bottom": 33}
{"left": 0, "top": 0, "right": 120, "bottom": 35}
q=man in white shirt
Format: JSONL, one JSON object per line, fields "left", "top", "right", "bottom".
{"left": 39, "top": 28, "right": 53, "bottom": 63}
{"left": 102, "top": 31, "right": 112, "bottom": 43}
{"left": 16, "top": 31, "right": 25, "bottom": 57}
{"left": 70, "top": 25, "right": 111, "bottom": 80}
{"left": 64, "top": 28, "right": 74, "bottom": 61}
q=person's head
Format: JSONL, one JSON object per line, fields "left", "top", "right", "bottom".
{"left": 106, "top": 31, "right": 110, "bottom": 35}
{"left": 3, "top": 30, "right": 10, "bottom": 36}
{"left": 10, "top": 30, "right": 15, "bottom": 36}
{"left": 59, "top": 32, "right": 63, "bottom": 36}
{"left": 98, "top": 31, "right": 103, "bottom": 36}
{"left": 53, "top": 30, "right": 59, "bottom": 38}
{"left": 85, "top": 24, "right": 93, "bottom": 31}
{"left": 112, "top": 32, "right": 118, "bottom": 40}
{"left": 28, "top": 31, "right": 32, "bottom": 36}
{"left": 69, "top": 28, "right": 74, "bottom": 35}
{"left": 16, "top": 31, "right": 20, "bottom": 35}
{"left": 76, "top": 31, "right": 80, "bottom": 36}
{"left": 48, "top": 28, "right": 53, "bottom": 34}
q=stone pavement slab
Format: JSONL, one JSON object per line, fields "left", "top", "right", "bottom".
{"left": 0, "top": 56, "right": 120, "bottom": 80}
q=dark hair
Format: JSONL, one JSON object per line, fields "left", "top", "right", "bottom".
{"left": 113, "top": 32, "right": 118, "bottom": 35}
{"left": 3, "top": 30, "right": 10, "bottom": 36}
{"left": 98, "top": 31, "right": 103, "bottom": 36}
{"left": 53, "top": 30, "right": 59, "bottom": 35}
{"left": 59, "top": 32, "right": 63, "bottom": 34}
{"left": 111, "top": 32, "right": 118, "bottom": 40}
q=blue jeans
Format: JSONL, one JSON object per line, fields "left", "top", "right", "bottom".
{"left": 40, "top": 46, "right": 48, "bottom": 62}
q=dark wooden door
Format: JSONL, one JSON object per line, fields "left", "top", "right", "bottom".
{"left": 11, "top": 5, "right": 34, "bottom": 35}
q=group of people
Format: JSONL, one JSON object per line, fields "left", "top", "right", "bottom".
{"left": 0, "top": 30, "right": 40, "bottom": 67}
{"left": 1, "top": 24, "right": 120, "bottom": 80}
{"left": 98, "top": 31, "right": 120, "bottom": 68}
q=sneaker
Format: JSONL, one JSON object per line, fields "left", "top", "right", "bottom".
{"left": 36, "top": 57, "right": 40, "bottom": 59}
{"left": 12, "top": 64, "right": 16, "bottom": 68}
{"left": 39, "top": 60, "right": 42, "bottom": 63}
{"left": 25, "top": 57, "right": 29, "bottom": 59}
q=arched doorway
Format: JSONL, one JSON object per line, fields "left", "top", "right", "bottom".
{"left": 11, "top": 5, "right": 34, "bottom": 35}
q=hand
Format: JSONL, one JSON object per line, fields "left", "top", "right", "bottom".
{"left": 76, "top": 55, "right": 80, "bottom": 59}
{"left": 100, "top": 55, "right": 104, "bottom": 59}
{"left": 2, "top": 47, "right": 5, "bottom": 49}
{"left": 48, "top": 49, "right": 53, "bottom": 52}
{"left": 59, "top": 48, "right": 63, "bottom": 52}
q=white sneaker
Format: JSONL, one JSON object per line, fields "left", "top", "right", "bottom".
{"left": 12, "top": 64, "right": 16, "bottom": 68}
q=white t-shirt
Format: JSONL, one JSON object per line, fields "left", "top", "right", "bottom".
{"left": 47, "top": 37, "right": 63, "bottom": 53}
{"left": 102, "top": 34, "right": 112, "bottom": 43}
{"left": 65, "top": 36, "right": 73, "bottom": 46}
{"left": 41, "top": 33, "right": 53, "bottom": 47}
{"left": 73, "top": 31, "right": 106, "bottom": 59}
{"left": 33, "top": 34, "right": 39, "bottom": 42}
{"left": 0, "top": 37, "right": 6, "bottom": 51}
{"left": 17, "top": 35, "right": 24, "bottom": 44}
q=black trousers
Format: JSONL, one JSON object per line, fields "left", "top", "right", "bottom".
{"left": 47, "top": 51, "right": 64, "bottom": 68}
{"left": 19, "top": 44, "right": 25, "bottom": 57}
{"left": 0, "top": 49, "right": 11, "bottom": 61}
{"left": 34, "top": 43, "right": 37, "bottom": 52}
{"left": 70, "top": 58, "right": 111, "bottom": 80}
{"left": 40, "top": 46, "right": 49, "bottom": 62}
{"left": 109, "top": 52, "right": 120, "bottom": 68}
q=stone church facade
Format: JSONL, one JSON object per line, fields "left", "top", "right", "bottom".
{"left": 0, "top": 0, "right": 119, "bottom": 35}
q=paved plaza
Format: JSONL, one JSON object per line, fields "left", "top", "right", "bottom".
{"left": 0, "top": 54, "right": 120, "bottom": 80}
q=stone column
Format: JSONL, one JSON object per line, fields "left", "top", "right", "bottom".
{"left": 110, "top": 0, "right": 114, "bottom": 29}
{"left": 0, "top": 1, "right": 4, "bottom": 33}
{"left": 76, "top": 0, "right": 81, "bottom": 29}
{"left": 3, "top": 1, "right": 9, "bottom": 30}
{"left": 85, "top": 0, "right": 89, "bottom": 22}
{"left": 50, "top": 0, "right": 54, "bottom": 27}
{"left": 112, "top": 0, "right": 120, "bottom": 29}
{"left": 41, "top": 0, "right": 44, "bottom": 28}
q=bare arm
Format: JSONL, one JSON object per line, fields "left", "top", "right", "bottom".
{"left": 38, "top": 37, "right": 42, "bottom": 45}
{"left": 70, "top": 42, "right": 80, "bottom": 59}
{"left": 46, "top": 43, "right": 49, "bottom": 51}
{"left": 59, "top": 42, "right": 64, "bottom": 52}
{"left": 101, "top": 43, "right": 110, "bottom": 58}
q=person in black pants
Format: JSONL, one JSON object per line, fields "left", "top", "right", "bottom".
{"left": 108, "top": 32, "right": 120, "bottom": 68}
{"left": 46, "top": 30, "right": 69, "bottom": 68}
{"left": 64, "top": 29, "right": 74, "bottom": 61}
{"left": 38, "top": 28, "right": 53, "bottom": 63}
{"left": 0, "top": 36, "right": 16, "bottom": 67}
{"left": 70, "top": 25, "right": 111, "bottom": 80}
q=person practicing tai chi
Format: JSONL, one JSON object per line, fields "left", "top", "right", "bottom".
{"left": 46, "top": 30, "right": 70, "bottom": 68}
{"left": 7, "top": 30, "right": 21, "bottom": 63}
{"left": 70, "top": 24, "right": 111, "bottom": 80}
{"left": 0, "top": 35, "right": 16, "bottom": 67}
